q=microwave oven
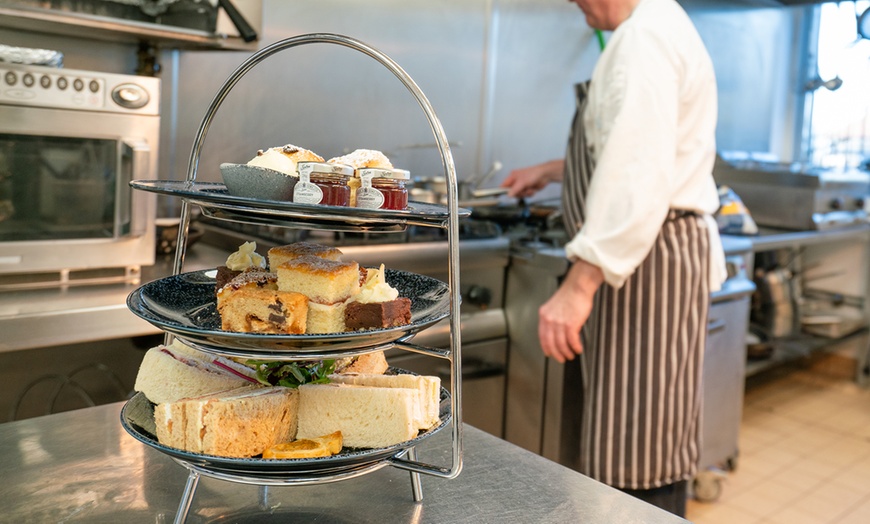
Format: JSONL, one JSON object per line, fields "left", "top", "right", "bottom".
{"left": 0, "top": 63, "right": 159, "bottom": 286}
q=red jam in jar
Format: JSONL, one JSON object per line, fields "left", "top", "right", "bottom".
{"left": 294, "top": 162, "right": 353, "bottom": 207}
{"left": 356, "top": 167, "right": 410, "bottom": 211}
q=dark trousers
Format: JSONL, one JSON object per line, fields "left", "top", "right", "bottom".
{"left": 618, "top": 480, "right": 688, "bottom": 518}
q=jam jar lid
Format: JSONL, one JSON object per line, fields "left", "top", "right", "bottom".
{"left": 298, "top": 161, "right": 354, "bottom": 177}
{"left": 358, "top": 167, "right": 410, "bottom": 180}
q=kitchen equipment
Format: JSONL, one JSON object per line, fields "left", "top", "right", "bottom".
{"left": 0, "top": 62, "right": 159, "bottom": 287}
{"left": 0, "top": 44, "right": 63, "bottom": 67}
{"left": 695, "top": 239, "right": 756, "bottom": 501}
{"left": 411, "top": 160, "right": 504, "bottom": 205}
{"left": 138, "top": 0, "right": 258, "bottom": 41}
{"left": 713, "top": 155, "right": 870, "bottom": 231}
{"left": 752, "top": 266, "right": 796, "bottom": 338}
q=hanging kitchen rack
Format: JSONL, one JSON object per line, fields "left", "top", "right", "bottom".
{"left": 123, "top": 33, "right": 465, "bottom": 523}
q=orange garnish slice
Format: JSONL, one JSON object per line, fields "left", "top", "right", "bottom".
{"left": 262, "top": 431, "right": 343, "bottom": 459}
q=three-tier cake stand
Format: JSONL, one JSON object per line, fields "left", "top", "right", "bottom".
{"left": 122, "top": 33, "right": 467, "bottom": 524}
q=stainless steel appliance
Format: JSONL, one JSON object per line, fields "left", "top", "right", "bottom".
{"left": 0, "top": 62, "right": 159, "bottom": 286}
{"left": 694, "top": 237, "right": 755, "bottom": 501}
{"left": 713, "top": 156, "right": 870, "bottom": 231}
{"left": 503, "top": 236, "right": 756, "bottom": 479}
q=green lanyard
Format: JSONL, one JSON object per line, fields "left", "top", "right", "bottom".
{"left": 595, "top": 29, "right": 606, "bottom": 51}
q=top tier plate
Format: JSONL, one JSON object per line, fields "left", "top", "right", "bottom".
{"left": 131, "top": 180, "right": 470, "bottom": 232}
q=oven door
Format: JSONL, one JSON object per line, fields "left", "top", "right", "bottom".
{"left": 0, "top": 106, "right": 158, "bottom": 275}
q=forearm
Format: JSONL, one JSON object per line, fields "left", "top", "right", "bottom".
{"left": 539, "top": 159, "right": 566, "bottom": 183}
{"left": 537, "top": 257, "right": 604, "bottom": 363}
{"left": 563, "top": 258, "right": 604, "bottom": 298}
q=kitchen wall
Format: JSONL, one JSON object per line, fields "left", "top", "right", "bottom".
{"left": 685, "top": 1, "right": 808, "bottom": 160}
{"left": 159, "top": 0, "right": 596, "bottom": 211}
{"left": 0, "top": 0, "right": 816, "bottom": 212}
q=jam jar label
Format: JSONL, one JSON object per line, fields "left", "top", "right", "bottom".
{"left": 293, "top": 168, "right": 324, "bottom": 204}
{"left": 356, "top": 186, "right": 385, "bottom": 209}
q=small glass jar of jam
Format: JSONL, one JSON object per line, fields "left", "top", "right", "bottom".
{"left": 355, "top": 167, "right": 410, "bottom": 211}
{"left": 294, "top": 162, "right": 353, "bottom": 207}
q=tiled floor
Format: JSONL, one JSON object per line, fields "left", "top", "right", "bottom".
{"left": 686, "top": 349, "right": 870, "bottom": 523}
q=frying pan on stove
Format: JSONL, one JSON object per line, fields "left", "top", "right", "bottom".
{"left": 470, "top": 199, "right": 559, "bottom": 228}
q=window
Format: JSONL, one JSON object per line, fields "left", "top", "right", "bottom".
{"left": 807, "top": 1, "right": 870, "bottom": 169}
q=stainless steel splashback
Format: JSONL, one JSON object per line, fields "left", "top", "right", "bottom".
{"left": 160, "top": 0, "right": 594, "bottom": 211}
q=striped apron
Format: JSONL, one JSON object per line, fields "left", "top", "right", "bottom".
{"left": 563, "top": 81, "right": 711, "bottom": 490}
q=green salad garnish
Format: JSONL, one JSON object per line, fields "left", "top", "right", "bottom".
{"left": 246, "top": 359, "right": 336, "bottom": 388}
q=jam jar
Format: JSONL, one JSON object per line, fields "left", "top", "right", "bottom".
{"left": 293, "top": 162, "right": 353, "bottom": 207}
{"left": 355, "top": 167, "right": 410, "bottom": 211}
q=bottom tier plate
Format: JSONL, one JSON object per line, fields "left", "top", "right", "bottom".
{"left": 120, "top": 374, "right": 451, "bottom": 477}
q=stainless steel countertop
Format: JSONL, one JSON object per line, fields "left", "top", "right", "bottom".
{"left": 728, "top": 223, "right": 870, "bottom": 251}
{"left": 0, "top": 402, "right": 687, "bottom": 523}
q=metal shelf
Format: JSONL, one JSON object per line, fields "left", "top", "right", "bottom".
{"left": 0, "top": 6, "right": 257, "bottom": 51}
{"left": 745, "top": 328, "right": 869, "bottom": 377}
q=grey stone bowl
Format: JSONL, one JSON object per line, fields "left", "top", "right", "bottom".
{"left": 220, "top": 162, "right": 298, "bottom": 201}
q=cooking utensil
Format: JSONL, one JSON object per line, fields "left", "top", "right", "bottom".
{"left": 217, "top": 0, "right": 258, "bottom": 42}
{"left": 412, "top": 160, "right": 504, "bottom": 204}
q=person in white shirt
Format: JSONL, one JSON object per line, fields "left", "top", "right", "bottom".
{"left": 501, "top": 0, "right": 725, "bottom": 516}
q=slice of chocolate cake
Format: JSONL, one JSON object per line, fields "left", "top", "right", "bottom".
{"left": 345, "top": 297, "right": 412, "bottom": 331}
{"left": 214, "top": 265, "right": 242, "bottom": 292}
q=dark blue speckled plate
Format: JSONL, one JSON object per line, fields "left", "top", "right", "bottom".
{"left": 131, "top": 180, "right": 471, "bottom": 233}
{"left": 127, "top": 268, "right": 450, "bottom": 356}
{"left": 120, "top": 373, "right": 452, "bottom": 476}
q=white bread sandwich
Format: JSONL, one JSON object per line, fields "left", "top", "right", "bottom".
{"left": 134, "top": 340, "right": 259, "bottom": 404}
{"left": 154, "top": 384, "right": 298, "bottom": 458}
{"left": 296, "top": 371, "right": 441, "bottom": 448}
{"left": 296, "top": 383, "right": 420, "bottom": 449}
{"left": 328, "top": 373, "right": 440, "bottom": 430}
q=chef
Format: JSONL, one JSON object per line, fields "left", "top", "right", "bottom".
{"left": 500, "top": 0, "right": 726, "bottom": 516}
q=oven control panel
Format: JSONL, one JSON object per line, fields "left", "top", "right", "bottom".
{"left": 0, "top": 65, "right": 105, "bottom": 110}
{"left": 0, "top": 63, "right": 159, "bottom": 115}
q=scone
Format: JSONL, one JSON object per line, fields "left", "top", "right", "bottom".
{"left": 326, "top": 149, "right": 393, "bottom": 206}
{"left": 248, "top": 144, "right": 324, "bottom": 175}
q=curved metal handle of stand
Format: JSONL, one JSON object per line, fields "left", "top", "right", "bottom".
{"left": 168, "top": 33, "right": 463, "bottom": 480}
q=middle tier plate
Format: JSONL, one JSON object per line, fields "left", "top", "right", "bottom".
{"left": 127, "top": 268, "right": 451, "bottom": 357}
